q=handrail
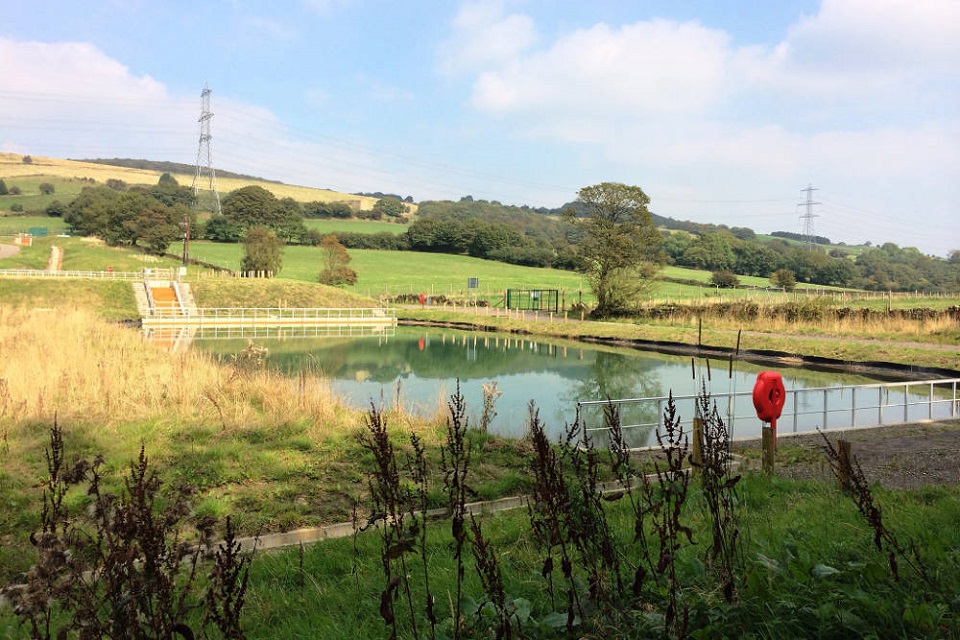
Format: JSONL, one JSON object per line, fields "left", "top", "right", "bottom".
{"left": 141, "top": 307, "right": 397, "bottom": 326}
{"left": 577, "top": 377, "right": 960, "bottom": 445}
{"left": 0, "top": 268, "right": 143, "bottom": 280}
{"left": 143, "top": 278, "right": 156, "bottom": 310}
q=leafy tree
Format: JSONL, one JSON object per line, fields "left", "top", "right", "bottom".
{"left": 8, "top": 186, "right": 21, "bottom": 195}
{"left": 38, "top": 182, "right": 55, "bottom": 195}
{"left": 222, "top": 185, "right": 278, "bottom": 226}
{"left": 733, "top": 242, "right": 781, "bottom": 277}
{"left": 222, "top": 185, "right": 306, "bottom": 242}
{"left": 373, "top": 197, "right": 406, "bottom": 219}
{"left": 158, "top": 172, "right": 179, "bottom": 187}
{"left": 564, "top": 182, "right": 661, "bottom": 317}
{"left": 21, "top": 155, "right": 32, "bottom": 164}
{"left": 203, "top": 216, "right": 244, "bottom": 242}
{"left": 682, "top": 232, "right": 735, "bottom": 271}
{"left": 125, "top": 204, "right": 186, "bottom": 254}
{"left": 304, "top": 200, "right": 354, "bottom": 219}
{"left": 950, "top": 250, "right": 960, "bottom": 265}
{"left": 64, "top": 186, "right": 122, "bottom": 237}
{"left": 106, "top": 179, "right": 127, "bottom": 191}
{"left": 318, "top": 234, "right": 358, "bottom": 286}
{"left": 241, "top": 225, "right": 283, "bottom": 275}
{"left": 710, "top": 270, "right": 740, "bottom": 288}
{"left": 45, "top": 200, "right": 66, "bottom": 217}
{"left": 0, "top": 179, "right": 7, "bottom": 195}
{"left": 770, "top": 268, "right": 797, "bottom": 291}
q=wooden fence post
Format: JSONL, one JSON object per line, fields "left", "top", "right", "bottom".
{"left": 762, "top": 427, "right": 775, "bottom": 473}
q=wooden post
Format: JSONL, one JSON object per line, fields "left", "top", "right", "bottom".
{"left": 836, "top": 439, "right": 853, "bottom": 492}
{"left": 762, "top": 427, "right": 775, "bottom": 473}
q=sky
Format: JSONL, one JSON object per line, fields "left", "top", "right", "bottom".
{"left": 1, "top": 0, "right": 957, "bottom": 257}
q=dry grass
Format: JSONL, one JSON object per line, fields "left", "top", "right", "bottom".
{"left": 687, "top": 310, "right": 959, "bottom": 344}
{"left": 0, "top": 153, "right": 402, "bottom": 211}
{"left": 0, "top": 306, "right": 356, "bottom": 436}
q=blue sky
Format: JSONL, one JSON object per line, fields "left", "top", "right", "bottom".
{"left": 1, "top": 0, "right": 957, "bottom": 256}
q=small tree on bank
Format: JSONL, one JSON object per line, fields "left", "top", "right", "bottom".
{"left": 318, "top": 234, "right": 357, "bottom": 286}
{"left": 241, "top": 225, "right": 283, "bottom": 276}
{"left": 770, "top": 268, "right": 797, "bottom": 291}
{"left": 564, "top": 182, "right": 661, "bottom": 317}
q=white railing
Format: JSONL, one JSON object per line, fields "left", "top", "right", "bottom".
{"left": 141, "top": 307, "right": 397, "bottom": 326}
{"left": 145, "top": 323, "right": 396, "bottom": 341}
{"left": 577, "top": 377, "right": 960, "bottom": 448}
{"left": 0, "top": 269, "right": 143, "bottom": 280}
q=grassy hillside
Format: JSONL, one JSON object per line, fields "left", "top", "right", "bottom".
{"left": 0, "top": 153, "right": 389, "bottom": 213}
{"left": 188, "top": 241, "right": 849, "bottom": 304}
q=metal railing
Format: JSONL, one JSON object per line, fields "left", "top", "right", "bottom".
{"left": 0, "top": 269, "right": 143, "bottom": 280}
{"left": 577, "top": 377, "right": 960, "bottom": 448}
{"left": 144, "top": 323, "right": 396, "bottom": 342}
{"left": 141, "top": 306, "right": 397, "bottom": 326}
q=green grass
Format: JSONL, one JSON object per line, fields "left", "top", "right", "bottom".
{"left": 0, "top": 176, "right": 88, "bottom": 215}
{"left": 3, "top": 426, "right": 958, "bottom": 638}
{"left": 0, "top": 235, "right": 188, "bottom": 272}
{"left": 188, "top": 242, "right": 865, "bottom": 306}
{"left": 0, "top": 280, "right": 137, "bottom": 320}
{"left": 302, "top": 218, "right": 409, "bottom": 235}
{"left": 0, "top": 215, "right": 69, "bottom": 236}
{"left": 232, "top": 475, "right": 960, "bottom": 638}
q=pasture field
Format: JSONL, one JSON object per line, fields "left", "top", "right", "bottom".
{"left": 0, "top": 153, "right": 388, "bottom": 211}
{"left": 188, "top": 241, "right": 863, "bottom": 305}
{"left": 302, "top": 218, "right": 409, "bottom": 235}
{"left": 0, "top": 235, "right": 186, "bottom": 272}
{"left": 0, "top": 215, "right": 69, "bottom": 236}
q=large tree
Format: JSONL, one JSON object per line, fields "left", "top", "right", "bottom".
{"left": 565, "top": 182, "right": 661, "bottom": 316}
{"left": 222, "top": 185, "right": 306, "bottom": 243}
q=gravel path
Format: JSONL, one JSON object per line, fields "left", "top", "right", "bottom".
{"left": 732, "top": 420, "right": 960, "bottom": 489}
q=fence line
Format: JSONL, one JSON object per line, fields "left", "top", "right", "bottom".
{"left": 141, "top": 306, "right": 397, "bottom": 327}
{"left": 0, "top": 269, "right": 145, "bottom": 280}
{"left": 577, "top": 378, "right": 960, "bottom": 448}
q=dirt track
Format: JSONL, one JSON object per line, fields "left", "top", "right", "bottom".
{"left": 0, "top": 243, "right": 20, "bottom": 259}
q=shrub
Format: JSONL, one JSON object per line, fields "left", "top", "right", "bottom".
{"left": 710, "top": 270, "right": 740, "bottom": 288}
{"left": 38, "top": 182, "right": 55, "bottom": 195}
{"left": 45, "top": 200, "right": 66, "bottom": 217}
{"left": 770, "top": 268, "right": 797, "bottom": 291}
{"left": 3, "top": 422, "right": 254, "bottom": 639}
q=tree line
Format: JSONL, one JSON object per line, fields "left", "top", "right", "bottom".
{"left": 49, "top": 177, "right": 960, "bottom": 297}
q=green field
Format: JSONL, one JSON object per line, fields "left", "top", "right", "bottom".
{"left": 0, "top": 177, "right": 88, "bottom": 215}
{"left": 302, "top": 218, "right": 409, "bottom": 235}
{"left": 0, "top": 236, "right": 187, "bottom": 272}
{"left": 0, "top": 214, "right": 69, "bottom": 236}
{"left": 188, "top": 242, "right": 848, "bottom": 304}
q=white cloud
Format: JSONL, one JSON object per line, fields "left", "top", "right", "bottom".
{"left": 440, "top": 0, "right": 958, "bottom": 254}
{"left": 471, "top": 19, "right": 730, "bottom": 116}
{"left": 1, "top": 39, "right": 167, "bottom": 102}
{"left": 735, "top": 0, "right": 960, "bottom": 97}
{"left": 438, "top": 1, "right": 539, "bottom": 75}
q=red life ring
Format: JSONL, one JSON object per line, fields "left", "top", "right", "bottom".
{"left": 752, "top": 371, "right": 785, "bottom": 423}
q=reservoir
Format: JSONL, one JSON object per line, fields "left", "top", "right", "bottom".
{"left": 186, "top": 326, "right": 952, "bottom": 446}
